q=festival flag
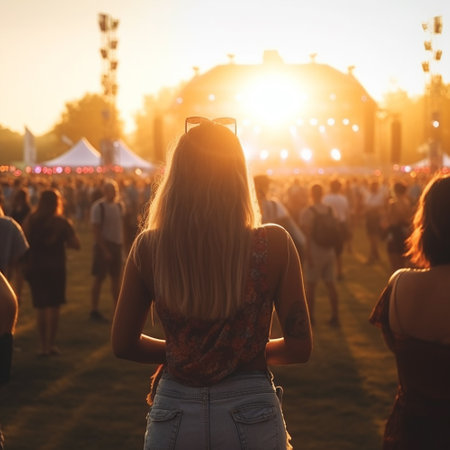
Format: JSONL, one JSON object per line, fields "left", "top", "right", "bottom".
{"left": 23, "top": 126, "right": 36, "bottom": 166}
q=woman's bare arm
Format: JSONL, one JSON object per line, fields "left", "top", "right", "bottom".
{"left": 111, "top": 248, "right": 166, "bottom": 364}
{"left": 266, "top": 227, "right": 312, "bottom": 365}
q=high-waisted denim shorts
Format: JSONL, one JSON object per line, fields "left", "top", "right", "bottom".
{"left": 143, "top": 370, "right": 292, "bottom": 450}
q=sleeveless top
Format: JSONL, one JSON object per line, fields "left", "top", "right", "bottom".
{"left": 152, "top": 227, "right": 272, "bottom": 387}
{"left": 369, "top": 274, "right": 450, "bottom": 449}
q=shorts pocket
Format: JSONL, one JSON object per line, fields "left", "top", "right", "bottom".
{"left": 144, "top": 407, "right": 182, "bottom": 450}
{"left": 231, "top": 403, "right": 281, "bottom": 450}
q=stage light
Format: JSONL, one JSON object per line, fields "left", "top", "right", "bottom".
{"left": 330, "top": 148, "right": 341, "bottom": 161}
{"left": 342, "top": 118, "right": 350, "bottom": 125}
{"left": 240, "top": 71, "right": 303, "bottom": 125}
{"left": 327, "top": 118, "right": 335, "bottom": 126}
{"left": 309, "top": 118, "right": 318, "bottom": 126}
{"left": 432, "top": 120, "right": 440, "bottom": 128}
{"left": 260, "top": 149, "right": 269, "bottom": 160}
{"left": 300, "top": 148, "right": 312, "bottom": 161}
{"left": 352, "top": 124, "right": 359, "bottom": 132}
{"left": 434, "top": 16, "right": 442, "bottom": 34}
{"left": 280, "top": 149, "right": 289, "bottom": 160}
{"left": 208, "top": 94, "right": 215, "bottom": 101}
{"left": 319, "top": 125, "right": 326, "bottom": 133}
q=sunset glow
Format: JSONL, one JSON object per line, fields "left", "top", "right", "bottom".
{"left": 240, "top": 72, "right": 306, "bottom": 125}
{"left": 0, "top": 0, "right": 449, "bottom": 136}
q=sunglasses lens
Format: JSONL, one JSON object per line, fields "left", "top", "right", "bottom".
{"left": 213, "top": 118, "right": 236, "bottom": 134}
{"left": 185, "top": 117, "right": 237, "bottom": 134}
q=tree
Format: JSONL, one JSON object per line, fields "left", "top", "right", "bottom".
{"left": 0, "top": 126, "right": 22, "bottom": 164}
{"left": 52, "top": 93, "right": 123, "bottom": 151}
{"left": 132, "top": 86, "right": 180, "bottom": 163}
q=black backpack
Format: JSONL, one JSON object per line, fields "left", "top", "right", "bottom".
{"left": 310, "top": 206, "right": 341, "bottom": 248}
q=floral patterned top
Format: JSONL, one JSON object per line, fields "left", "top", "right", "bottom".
{"left": 155, "top": 227, "right": 272, "bottom": 386}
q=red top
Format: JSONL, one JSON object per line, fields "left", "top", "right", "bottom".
{"left": 154, "top": 227, "right": 272, "bottom": 386}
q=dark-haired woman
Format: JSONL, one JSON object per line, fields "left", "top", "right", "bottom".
{"left": 23, "top": 189, "right": 80, "bottom": 356}
{"left": 370, "top": 174, "right": 450, "bottom": 449}
{"left": 385, "top": 181, "right": 413, "bottom": 272}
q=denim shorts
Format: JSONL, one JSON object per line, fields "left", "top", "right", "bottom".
{"left": 143, "top": 370, "right": 292, "bottom": 450}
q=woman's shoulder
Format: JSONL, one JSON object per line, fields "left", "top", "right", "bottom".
{"left": 256, "top": 223, "right": 289, "bottom": 242}
{"left": 255, "top": 224, "right": 292, "bottom": 259}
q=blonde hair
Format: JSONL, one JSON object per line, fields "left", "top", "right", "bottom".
{"left": 142, "top": 121, "right": 261, "bottom": 319}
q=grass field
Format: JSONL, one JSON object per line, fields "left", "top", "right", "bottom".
{"left": 0, "top": 222, "right": 397, "bottom": 450}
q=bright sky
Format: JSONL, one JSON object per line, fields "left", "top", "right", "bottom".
{"left": 0, "top": 0, "right": 449, "bottom": 136}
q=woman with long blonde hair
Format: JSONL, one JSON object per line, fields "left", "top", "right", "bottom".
{"left": 112, "top": 118, "right": 312, "bottom": 449}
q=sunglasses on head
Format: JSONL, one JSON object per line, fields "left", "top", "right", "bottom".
{"left": 185, "top": 116, "right": 237, "bottom": 135}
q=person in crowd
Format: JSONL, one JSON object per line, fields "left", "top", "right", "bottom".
{"left": 7, "top": 187, "right": 32, "bottom": 301}
{"left": 90, "top": 179, "right": 124, "bottom": 322}
{"left": 285, "top": 177, "right": 309, "bottom": 227}
{"left": 111, "top": 118, "right": 312, "bottom": 449}
{"left": 23, "top": 189, "right": 80, "bottom": 356}
{"left": 9, "top": 187, "right": 31, "bottom": 226}
{"left": 0, "top": 205, "right": 29, "bottom": 295}
{"left": 370, "top": 174, "right": 450, "bottom": 449}
{"left": 323, "top": 178, "right": 351, "bottom": 280}
{"left": 0, "top": 271, "right": 18, "bottom": 450}
{"left": 364, "top": 179, "right": 387, "bottom": 264}
{"left": 385, "top": 181, "right": 414, "bottom": 273}
{"left": 254, "top": 174, "right": 306, "bottom": 255}
{"left": 300, "top": 183, "right": 340, "bottom": 326}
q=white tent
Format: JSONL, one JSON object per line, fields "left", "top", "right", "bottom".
{"left": 410, "top": 153, "right": 450, "bottom": 169}
{"left": 41, "top": 138, "right": 101, "bottom": 167}
{"left": 112, "top": 140, "right": 155, "bottom": 170}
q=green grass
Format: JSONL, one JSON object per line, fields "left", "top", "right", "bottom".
{"left": 0, "top": 222, "right": 396, "bottom": 449}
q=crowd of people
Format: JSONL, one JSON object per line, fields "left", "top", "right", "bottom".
{"left": 0, "top": 120, "right": 449, "bottom": 448}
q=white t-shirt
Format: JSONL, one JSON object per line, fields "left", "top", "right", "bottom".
{"left": 323, "top": 193, "right": 350, "bottom": 223}
{"left": 90, "top": 199, "right": 123, "bottom": 245}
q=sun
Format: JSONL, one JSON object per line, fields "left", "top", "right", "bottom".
{"left": 239, "top": 70, "right": 307, "bottom": 126}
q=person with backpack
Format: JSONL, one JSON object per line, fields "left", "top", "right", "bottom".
{"left": 89, "top": 179, "right": 124, "bottom": 322}
{"left": 300, "top": 182, "right": 340, "bottom": 327}
{"left": 323, "top": 178, "right": 350, "bottom": 280}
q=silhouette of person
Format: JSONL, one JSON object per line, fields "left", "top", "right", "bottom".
{"left": 385, "top": 181, "right": 413, "bottom": 272}
{"left": 23, "top": 189, "right": 80, "bottom": 356}
{"left": 89, "top": 179, "right": 124, "bottom": 322}
{"left": 370, "top": 174, "right": 450, "bottom": 449}
{"left": 300, "top": 183, "right": 340, "bottom": 327}
{"left": 112, "top": 117, "right": 312, "bottom": 449}
{"left": 0, "top": 270, "right": 18, "bottom": 450}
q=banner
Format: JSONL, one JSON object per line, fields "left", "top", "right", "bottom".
{"left": 23, "top": 126, "right": 36, "bottom": 166}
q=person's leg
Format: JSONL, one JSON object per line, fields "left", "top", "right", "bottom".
{"left": 335, "top": 249, "right": 343, "bottom": 280}
{"left": 325, "top": 281, "right": 339, "bottom": 326}
{"left": 90, "top": 276, "right": 103, "bottom": 313}
{"left": 47, "top": 306, "right": 60, "bottom": 354}
{"left": 367, "top": 234, "right": 380, "bottom": 262}
{"left": 36, "top": 308, "right": 48, "bottom": 355}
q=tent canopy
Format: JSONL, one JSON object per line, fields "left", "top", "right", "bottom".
{"left": 410, "top": 154, "right": 450, "bottom": 169}
{"left": 40, "top": 137, "right": 155, "bottom": 171}
{"left": 112, "top": 140, "right": 154, "bottom": 170}
{"left": 41, "top": 138, "right": 100, "bottom": 167}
